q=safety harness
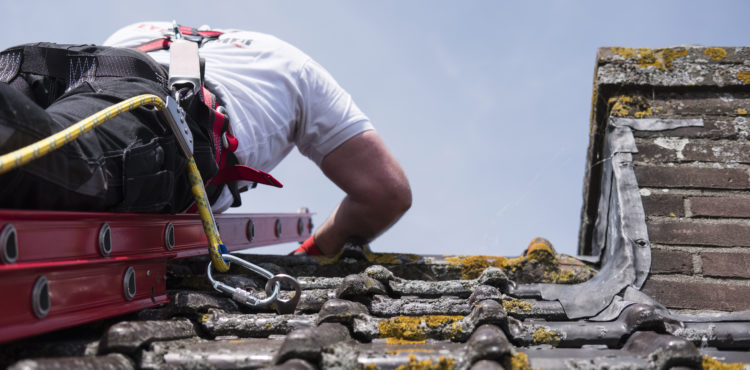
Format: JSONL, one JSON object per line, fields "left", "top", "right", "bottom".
{"left": 136, "top": 23, "right": 282, "bottom": 209}
{"left": 0, "top": 30, "right": 302, "bottom": 309}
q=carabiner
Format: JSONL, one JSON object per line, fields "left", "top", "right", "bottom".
{"left": 207, "top": 254, "right": 301, "bottom": 313}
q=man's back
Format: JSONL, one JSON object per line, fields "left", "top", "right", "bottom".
{"left": 105, "top": 22, "right": 374, "bottom": 212}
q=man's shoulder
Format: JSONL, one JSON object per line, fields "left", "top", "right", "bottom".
{"left": 103, "top": 21, "right": 173, "bottom": 47}
{"left": 105, "top": 22, "right": 301, "bottom": 52}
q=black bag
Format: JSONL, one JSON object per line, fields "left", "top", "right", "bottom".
{"left": 0, "top": 43, "right": 219, "bottom": 212}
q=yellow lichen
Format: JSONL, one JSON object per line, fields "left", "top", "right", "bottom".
{"left": 504, "top": 256, "right": 526, "bottom": 272}
{"left": 608, "top": 95, "right": 632, "bottom": 116}
{"left": 702, "top": 355, "right": 747, "bottom": 370}
{"left": 532, "top": 327, "right": 561, "bottom": 346}
{"left": 658, "top": 47, "right": 689, "bottom": 70}
{"left": 363, "top": 364, "right": 378, "bottom": 370}
{"left": 637, "top": 48, "right": 659, "bottom": 67}
{"left": 378, "top": 315, "right": 464, "bottom": 341}
{"left": 704, "top": 47, "right": 727, "bottom": 61}
{"left": 446, "top": 321, "right": 464, "bottom": 339}
{"left": 396, "top": 355, "right": 455, "bottom": 370}
{"left": 526, "top": 238, "right": 557, "bottom": 264}
{"left": 445, "top": 239, "right": 595, "bottom": 284}
{"left": 634, "top": 107, "right": 654, "bottom": 118}
{"left": 544, "top": 269, "right": 577, "bottom": 284}
{"left": 526, "top": 237, "right": 556, "bottom": 257}
{"left": 590, "top": 50, "right": 604, "bottom": 138}
{"left": 737, "top": 71, "right": 750, "bottom": 84}
{"left": 610, "top": 47, "right": 688, "bottom": 70}
{"left": 590, "top": 74, "right": 599, "bottom": 136}
{"left": 445, "top": 255, "right": 508, "bottom": 280}
{"left": 504, "top": 352, "right": 531, "bottom": 370}
{"left": 200, "top": 314, "right": 212, "bottom": 322}
{"left": 386, "top": 338, "right": 427, "bottom": 345}
{"left": 559, "top": 269, "right": 576, "bottom": 282}
{"left": 367, "top": 244, "right": 415, "bottom": 264}
{"left": 365, "top": 249, "right": 420, "bottom": 265}
{"left": 502, "top": 298, "right": 533, "bottom": 313}
{"left": 608, "top": 95, "right": 654, "bottom": 118}
{"left": 737, "top": 108, "right": 748, "bottom": 115}
{"left": 389, "top": 348, "right": 437, "bottom": 355}
{"left": 316, "top": 244, "right": 419, "bottom": 265}
{"left": 611, "top": 47, "right": 638, "bottom": 59}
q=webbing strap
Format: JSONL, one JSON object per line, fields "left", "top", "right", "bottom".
{"left": 202, "top": 87, "right": 230, "bottom": 169}
{"left": 177, "top": 25, "right": 222, "bottom": 39}
{"left": 0, "top": 44, "right": 167, "bottom": 87}
{"left": 136, "top": 38, "right": 171, "bottom": 53}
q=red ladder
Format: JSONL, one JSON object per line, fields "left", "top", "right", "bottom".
{"left": 0, "top": 209, "right": 312, "bottom": 343}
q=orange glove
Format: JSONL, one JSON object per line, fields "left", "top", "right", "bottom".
{"left": 290, "top": 235, "right": 323, "bottom": 256}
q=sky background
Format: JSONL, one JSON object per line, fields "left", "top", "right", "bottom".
{"left": 2, "top": 1, "right": 749, "bottom": 257}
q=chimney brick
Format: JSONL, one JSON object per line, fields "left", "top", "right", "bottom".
{"left": 647, "top": 219, "right": 750, "bottom": 247}
{"left": 641, "top": 194, "right": 684, "bottom": 217}
{"left": 635, "top": 165, "right": 750, "bottom": 189}
{"left": 689, "top": 196, "right": 750, "bottom": 218}
{"left": 642, "top": 278, "right": 750, "bottom": 310}
{"left": 701, "top": 252, "right": 750, "bottom": 279}
{"left": 650, "top": 249, "right": 693, "bottom": 274}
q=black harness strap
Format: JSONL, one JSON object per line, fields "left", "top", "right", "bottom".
{"left": 0, "top": 44, "right": 167, "bottom": 89}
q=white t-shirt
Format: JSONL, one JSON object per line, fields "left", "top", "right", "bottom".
{"left": 104, "top": 22, "right": 373, "bottom": 211}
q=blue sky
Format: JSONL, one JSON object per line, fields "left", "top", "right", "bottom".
{"left": 3, "top": 1, "right": 749, "bottom": 256}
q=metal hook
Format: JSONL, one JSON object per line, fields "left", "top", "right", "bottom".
{"left": 265, "top": 274, "right": 301, "bottom": 314}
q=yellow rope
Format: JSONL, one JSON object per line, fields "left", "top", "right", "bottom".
{"left": 0, "top": 94, "right": 164, "bottom": 175}
{"left": 0, "top": 94, "right": 231, "bottom": 272}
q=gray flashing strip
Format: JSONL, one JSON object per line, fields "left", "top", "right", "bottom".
{"left": 610, "top": 117, "right": 704, "bottom": 131}
{"left": 513, "top": 117, "right": 704, "bottom": 320}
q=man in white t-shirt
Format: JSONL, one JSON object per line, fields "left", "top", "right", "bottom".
{"left": 104, "top": 22, "right": 412, "bottom": 256}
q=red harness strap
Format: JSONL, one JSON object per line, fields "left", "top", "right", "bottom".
{"left": 199, "top": 86, "right": 279, "bottom": 187}
{"left": 136, "top": 38, "right": 172, "bottom": 53}
{"left": 136, "top": 25, "right": 223, "bottom": 52}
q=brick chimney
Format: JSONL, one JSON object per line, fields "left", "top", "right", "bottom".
{"left": 581, "top": 46, "right": 750, "bottom": 311}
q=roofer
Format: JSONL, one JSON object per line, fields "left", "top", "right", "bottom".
{"left": 0, "top": 22, "right": 411, "bottom": 256}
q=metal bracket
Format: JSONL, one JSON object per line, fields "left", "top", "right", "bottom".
{"left": 159, "top": 96, "right": 194, "bottom": 157}
{"left": 168, "top": 38, "right": 202, "bottom": 94}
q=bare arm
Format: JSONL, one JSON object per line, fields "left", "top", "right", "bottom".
{"left": 312, "top": 130, "right": 412, "bottom": 255}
